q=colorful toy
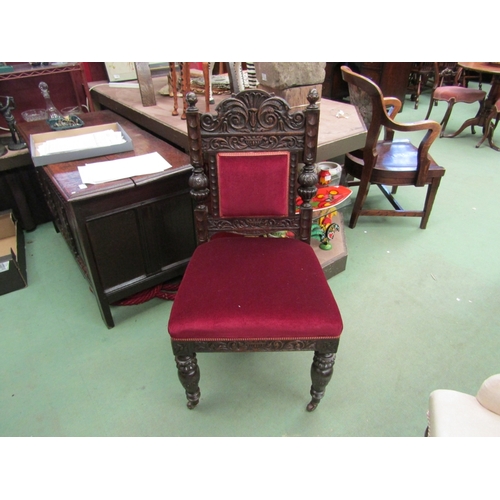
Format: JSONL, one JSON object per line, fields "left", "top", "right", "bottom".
{"left": 311, "top": 211, "right": 340, "bottom": 250}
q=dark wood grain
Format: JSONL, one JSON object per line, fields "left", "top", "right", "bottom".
{"left": 19, "top": 110, "right": 196, "bottom": 328}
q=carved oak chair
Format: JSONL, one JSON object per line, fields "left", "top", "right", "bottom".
{"left": 340, "top": 66, "right": 445, "bottom": 229}
{"left": 425, "top": 62, "right": 486, "bottom": 137}
{"left": 167, "top": 88, "right": 343, "bottom": 411}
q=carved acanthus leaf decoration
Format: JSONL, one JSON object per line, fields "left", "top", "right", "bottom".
{"left": 200, "top": 90, "right": 306, "bottom": 138}
{"left": 172, "top": 338, "right": 340, "bottom": 354}
{"left": 208, "top": 217, "right": 299, "bottom": 231}
{"left": 202, "top": 135, "right": 304, "bottom": 151}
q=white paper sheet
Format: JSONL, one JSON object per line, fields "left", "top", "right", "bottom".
{"left": 77, "top": 152, "right": 172, "bottom": 184}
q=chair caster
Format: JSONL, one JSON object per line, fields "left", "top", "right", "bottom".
{"left": 187, "top": 400, "right": 199, "bottom": 410}
{"left": 306, "top": 399, "right": 320, "bottom": 412}
{"left": 186, "top": 391, "right": 200, "bottom": 409}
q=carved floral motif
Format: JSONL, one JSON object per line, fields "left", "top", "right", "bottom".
{"left": 172, "top": 338, "right": 339, "bottom": 354}
{"left": 208, "top": 217, "right": 299, "bottom": 232}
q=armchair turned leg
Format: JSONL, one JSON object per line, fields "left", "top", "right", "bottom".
{"left": 420, "top": 177, "right": 442, "bottom": 229}
{"left": 349, "top": 179, "right": 370, "bottom": 228}
{"left": 175, "top": 354, "right": 201, "bottom": 409}
{"left": 307, "top": 351, "right": 336, "bottom": 412}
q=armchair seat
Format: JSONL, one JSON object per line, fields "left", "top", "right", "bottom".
{"left": 427, "top": 374, "right": 500, "bottom": 437}
{"left": 169, "top": 237, "right": 343, "bottom": 341}
{"left": 347, "top": 139, "right": 443, "bottom": 182}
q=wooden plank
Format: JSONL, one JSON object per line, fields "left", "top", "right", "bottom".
{"left": 134, "top": 62, "right": 156, "bottom": 107}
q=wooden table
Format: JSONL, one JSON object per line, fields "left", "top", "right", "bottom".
{"left": 89, "top": 77, "right": 367, "bottom": 161}
{"left": 18, "top": 110, "right": 196, "bottom": 328}
{"left": 450, "top": 62, "right": 500, "bottom": 150}
{"left": 0, "top": 137, "right": 52, "bottom": 231}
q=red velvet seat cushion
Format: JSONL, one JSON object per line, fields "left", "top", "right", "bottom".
{"left": 433, "top": 86, "right": 485, "bottom": 104}
{"left": 168, "top": 237, "right": 343, "bottom": 341}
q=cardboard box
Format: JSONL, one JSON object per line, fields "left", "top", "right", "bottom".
{"left": 29, "top": 123, "right": 134, "bottom": 167}
{"left": 0, "top": 210, "right": 27, "bottom": 296}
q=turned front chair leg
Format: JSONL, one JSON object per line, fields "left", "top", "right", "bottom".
{"left": 307, "top": 351, "right": 336, "bottom": 412}
{"left": 420, "top": 177, "right": 441, "bottom": 229}
{"left": 175, "top": 354, "right": 201, "bottom": 409}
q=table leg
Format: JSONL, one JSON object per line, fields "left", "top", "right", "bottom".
{"left": 444, "top": 108, "right": 482, "bottom": 138}
{"left": 447, "top": 75, "right": 500, "bottom": 150}
{"left": 476, "top": 101, "right": 500, "bottom": 151}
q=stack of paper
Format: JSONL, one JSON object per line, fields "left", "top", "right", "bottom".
{"left": 36, "top": 130, "right": 126, "bottom": 156}
{"left": 77, "top": 152, "right": 173, "bottom": 184}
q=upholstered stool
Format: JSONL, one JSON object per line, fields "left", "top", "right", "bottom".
{"left": 425, "top": 83, "right": 486, "bottom": 137}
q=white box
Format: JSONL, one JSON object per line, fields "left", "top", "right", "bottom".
{"left": 29, "top": 123, "right": 134, "bottom": 167}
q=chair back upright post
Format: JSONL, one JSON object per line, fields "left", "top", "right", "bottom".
{"left": 185, "top": 92, "right": 210, "bottom": 245}
{"left": 298, "top": 89, "right": 320, "bottom": 242}
{"left": 341, "top": 67, "right": 388, "bottom": 181}
{"left": 184, "top": 88, "right": 321, "bottom": 245}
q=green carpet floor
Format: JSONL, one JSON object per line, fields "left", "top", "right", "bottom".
{"left": 1, "top": 84, "right": 499, "bottom": 439}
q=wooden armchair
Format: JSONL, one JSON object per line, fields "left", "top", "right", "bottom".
{"left": 167, "top": 88, "right": 343, "bottom": 411}
{"left": 341, "top": 66, "right": 445, "bottom": 229}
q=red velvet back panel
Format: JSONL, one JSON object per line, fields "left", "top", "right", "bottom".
{"left": 217, "top": 151, "right": 290, "bottom": 217}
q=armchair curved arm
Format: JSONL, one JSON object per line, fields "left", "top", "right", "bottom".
{"left": 383, "top": 96, "right": 402, "bottom": 119}
{"left": 383, "top": 116, "right": 441, "bottom": 137}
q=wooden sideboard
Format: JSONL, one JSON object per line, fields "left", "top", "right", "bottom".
{"left": 322, "top": 62, "right": 412, "bottom": 108}
{"left": 0, "top": 140, "right": 52, "bottom": 231}
{"left": 18, "top": 110, "right": 196, "bottom": 328}
{"left": 1, "top": 63, "right": 95, "bottom": 122}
